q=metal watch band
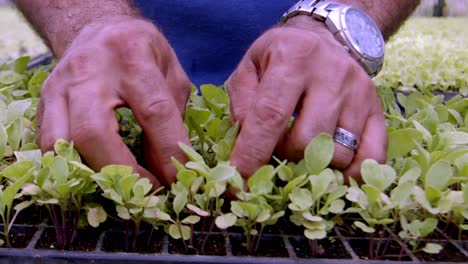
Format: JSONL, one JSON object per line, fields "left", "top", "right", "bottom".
{"left": 280, "top": 0, "right": 323, "bottom": 24}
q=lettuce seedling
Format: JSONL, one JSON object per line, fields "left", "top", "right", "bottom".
{"left": 92, "top": 165, "right": 163, "bottom": 251}
{"left": 216, "top": 165, "right": 285, "bottom": 255}
{"left": 169, "top": 142, "right": 242, "bottom": 253}
{"left": 288, "top": 134, "right": 347, "bottom": 256}
{"left": 0, "top": 170, "right": 31, "bottom": 247}
{"left": 19, "top": 140, "right": 102, "bottom": 250}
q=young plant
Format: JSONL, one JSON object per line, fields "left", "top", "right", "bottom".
{"left": 19, "top": 140, "right": 103, "bottom": 250}
{"left": 345, "top": 159, "right": 398, "bottom": 259}
{"left": 216, "top": 164, "right": 285, "bottom": 255}
{"left": 91, "top": 164, "right": 163, "bottom": 251}
{"left": 287, "top": 134, "right": 347, "bottom": 256}
{"left": 0, "top": 167, "right": 31, "bottom": 247}
{"left": 168, "top": 142, "right": 242, "bottom": 253}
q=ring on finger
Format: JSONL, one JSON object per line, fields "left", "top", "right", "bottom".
{"left": 333, "top": 127, "right": 359, "bottom": 151}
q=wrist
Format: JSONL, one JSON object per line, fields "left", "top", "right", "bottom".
{"left": 54, "top": 15, "right": 146, "bottom": 58}
{"left": 281, "top": 15, "right": 332, "bottom": 37}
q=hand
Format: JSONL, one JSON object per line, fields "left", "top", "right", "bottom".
{"left": 36, "top": 17, "right": 191, "bottom": 187}
{"left": 227, "top": 16, "right": 387, "bottom": 181}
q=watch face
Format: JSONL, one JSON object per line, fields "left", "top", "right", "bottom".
{"left": 344, "top": 8, "right": 384, "bottom": 59}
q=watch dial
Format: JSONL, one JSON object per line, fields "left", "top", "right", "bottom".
{"left": 345, "top": 8, "right": 384, "bottom": 58}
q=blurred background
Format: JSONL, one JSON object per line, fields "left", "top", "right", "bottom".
{"left": 0, "top": 0, "right": 467, "bottom": 62}
{"left": 0, "top": 0, "right": 467, "bottom": 95}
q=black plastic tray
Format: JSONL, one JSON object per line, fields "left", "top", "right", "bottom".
{"left": 0, "top": 221, "right": 466, "bottom": 264}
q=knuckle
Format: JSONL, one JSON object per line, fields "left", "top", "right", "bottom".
{"left": 62, "top": 51, "right": 95, "bottom": 79}
{"left": 254, "top": 97, "right": 290, "bottom": 128}
{"left": 70, "top": 121, "right": 105, "bottom": 147}
{"left": 138, "top": 97, "right": 175, "bottom": 123}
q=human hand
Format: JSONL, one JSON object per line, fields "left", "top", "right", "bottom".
{"left": 227, "top": 16, "right": 387, "bottom": 181}
{"left": 36, "top": 17, "right": 191, "bottom": 187}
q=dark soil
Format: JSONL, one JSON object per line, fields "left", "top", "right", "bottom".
{"left": 337, "top": 225, "right": 389, "bottom": 238}
{"left": 14, "top": 205, "right": 46, "bottom": 225}
{"left": 349, "top": 239, "right": 412, "bottom": 261}
{"left": 277, "top": 219, "right": 306, "bottom": 235}
{"left": 227, "top": 225, "right": 281, "bottom": 235}
{"left": 289, "top": 237, "right": 351, "bottom": 259}
{"left": 102, "top": 230, "right": 164, "bottom": 253}
{"left": 169, "top": 233, "right": 226, "bottom": 256}
{"left": 438, "top": 222, "right": 468, "bottom": 241}
{"left": 230, "top": 235, "right": 289, "bottom": 257}
{"left": 35, "top": 227, "right": 100, "bottom": 251}
{"left": 193, "top": 217, "right": 221, "bottom": 233}
{"left": 413, "top": 241, "right": 468, "bottom": 262}
{"left": 0, "top": 226, "right": 37, "bottom": 248}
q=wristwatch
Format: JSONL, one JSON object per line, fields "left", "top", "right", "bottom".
{"left": 280, "top": 0, "right": 385, "bottom": 77}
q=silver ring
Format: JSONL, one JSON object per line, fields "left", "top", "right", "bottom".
{"left": 333, "top": 127, "right": 359, "bottom": 151}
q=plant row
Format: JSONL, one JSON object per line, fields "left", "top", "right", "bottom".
{"left": 0, "top": 57, "right": 467, "bottom": 259}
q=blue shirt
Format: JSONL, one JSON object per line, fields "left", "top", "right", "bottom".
{"left": 133, "top": 0, "right": 295, "bottom": 86}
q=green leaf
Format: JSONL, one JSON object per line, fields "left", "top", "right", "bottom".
{"left": 116, "top": 205, "right": 131, "bottom": 220}
{"left": 179, "top": 213, "right": 200, "bottom": 224}
{"left": 101, "top": 165, "right": 133, "bottom": 178}
{"left": 208, "top": 163, "right": 236, "bottom": 182}
{"left": 85, "top": 203, "right": 107, "bottom": 227}
{"left": 361, "top": 159, "right": 396, "bottom": 191}
{"left": 27, "top": 71, "right": 48, "bottom": 98}
{"left": 132, "top": 178, "right": 152, "bottom": 197}
{"left": 54, "top": 140, "right": 81, "bottom": 162}
{"left": 0, "top": 123, "right": 7, "bottom": 159}
{"left": 177, "top": 169, "right": 197, "bottom": 189}
{"left": 12, "top": 56, "right": 30, "bottom": 73}
{"left": 0, "top": 70, "right": 23, "bottom": 85}
{"left": 185, "top": 108, "right": 211, "bottom": 126}
{"left": 304, "top": 133, "right": 334, "bottom": 174}
{"left": 186, "top": 204, "right": 209, "bottom": 217}
{"left": 200, "top": 84, "right": 229, "bottom": 105}
{"left": 419, "top": 218, "right": 438, "bottom": 238}
{"left": 215, "top": 213, "right": 237, "bottom": 229}
{"left": 168, "top": 224, "right": 191, "bottom": 240}
{"left": 425, "top": 160, "right": 452, "bottom": 190}
{"left": 178, "top": 142, "right": 203, "bottom": 162}
{"left": 3, "top": 174, "right": 30, "bottom": 210}
{"left": 441, "top": 132, "right": 468, "bottom": 146}
{"left": 51, "top": 156, "right": 69, "bottom": 184}
{"left": 304, "top": 229, "right": 327, "bottom": 240}
{"left": 387, "top": 128, "right": 423, "bottom": 160}
{"left": 329, "top": 199, "right": 345, "bottom": 214}
{"left": 173, "top": 192, "right": 188, "bottom": 215}
{"left": 247, "top": 165, "right": 274, "bottom": 195}
{"left": 422, "top": 243, "right": 442, "bottom": 254}
{"left": 310, "top": 169, "right": 334, "bottom": 201}
{"left": 1, "top": 160, "right": 32, "bottom": 179}
{"left": 354, "top": 221, "right": 375, "bottom": 233}
{"left": 288, "top": 188, "right": 313, "bottom": 211}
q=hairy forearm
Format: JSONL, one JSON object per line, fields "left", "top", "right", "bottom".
{"left": 16, "top": 0, "right": 139, "bottom": 57}
{"left": 336, "top": 0, "right": 420, "bottom": 39}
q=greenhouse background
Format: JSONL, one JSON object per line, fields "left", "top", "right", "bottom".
{"left": 0, "top": 0, "right": 467, "bottom": 263}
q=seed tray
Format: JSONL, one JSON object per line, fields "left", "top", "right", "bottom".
{"left": 0, "top": 220, "right": 466, "bottom": 264}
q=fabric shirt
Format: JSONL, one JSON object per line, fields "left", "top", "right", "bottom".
{"left": 133, "top": 0, "right": 295, "bottom": 86}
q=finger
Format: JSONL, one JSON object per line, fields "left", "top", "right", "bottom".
{"left": 165, "top": 56, "right": 191, "bottom": 114}
{"left": 148, "top": 36, "right": 190, "bottom": 116}
{"left": 122, "top": 65, "right": 190, "bottom": 186}
{"left": 227, "top": 56, "right": 259, "bottom": 124}
{"left": 331, "top": 98, "right": 369, "bottom": 169}
{"left": 36, "top": 79, "right": 70, "bottom": 152}
{"left": 67, "top": 84, "right": 161, "bottom": 186}
{"left": 276, "top": 88, "right": 339, "bottom": 162}
{"left": 343, "top": 103, "right": 387, "bottom": 183}
{"left": 230, "top": 65, "right": 303, "bottom": 177}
